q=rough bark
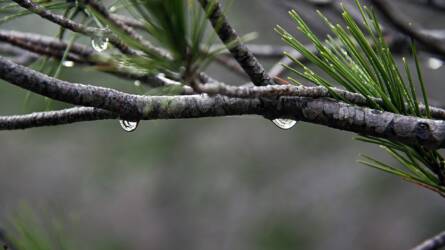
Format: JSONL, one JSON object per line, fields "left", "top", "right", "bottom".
{"left": 198, "top": 0, "right": 274, "bottom": 86}
{"left": 0, "top": 57, "right": 444, "bottom": 149}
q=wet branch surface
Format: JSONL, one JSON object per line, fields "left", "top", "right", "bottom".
{"left": 1, "top": 57, "right": 445, "bottom": 150}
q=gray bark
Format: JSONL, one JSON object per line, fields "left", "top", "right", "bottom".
{"left": 0, "top": 57, "right": 444, "bottom": 149}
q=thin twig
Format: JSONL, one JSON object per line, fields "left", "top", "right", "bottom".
{"left": 0, "top": 43, "right": 37, "bottom": 65}
{"left": 85, "top": 0, "right": 170, "bottom": 59}
{"left": 12, "top": 0, "right": 136, "bottom": 55}
{"left": 0, "top": 30, "right": 173, "bottom": 87}
{"left": 0, "top": 30, "right": 93, "bottom": 61}
{"left": 214, "top": 55, "right": 248, "bottom": 78}
{"left": 110, "top": 13, "right": 146, "bottom": 30}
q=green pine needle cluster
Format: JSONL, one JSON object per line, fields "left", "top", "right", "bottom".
{"left": 88, "top": 0, "right": 222, "bottom": 83}
{"left": 276, "top": 0, "right": 445, "bottom": 195}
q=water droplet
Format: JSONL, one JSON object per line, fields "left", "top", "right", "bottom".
{"left": 134, "top": 80, "right": 141, "bottom": 87}
{"left": 272, "top": 119, "right": 297, "bottom": 130}
{"left": 91, "top": 36, "right": 109, "bottom": 52}
{"left": 119, "top": 120, "right": 139, "bottom": 132}
{"left": 109, "top": 6, "right": 117, "bottom": 12}
{"left": 62, "top": 60, "right": 74, "bottom": 67}
{"left": 427, "top": 57, "right": 443, "bottom": 70}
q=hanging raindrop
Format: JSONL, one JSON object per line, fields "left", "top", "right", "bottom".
{"left": 91, "top": 36, "right": 109, "bottom": 52}
{"left": 134, "top": 80, "right": 141, "bottom": 87}
{"left": 427, "top": 57, "right": 443, "bottom": 70}
{"left": 272, "top": 119, "right": 297, "bottom": 130}
{"left": 62, "top": 60, "right": 74, "bottom": 67}
{"left": 119, "top": 120, "right": 139, "bottom": 132}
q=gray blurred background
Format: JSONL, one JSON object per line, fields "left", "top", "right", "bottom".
{"left": 1, "top": 0, "right": 445, "bottom": 249}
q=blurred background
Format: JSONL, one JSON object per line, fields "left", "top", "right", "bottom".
{"left": 0, "top": 0, "right": 445, "bottom": 249}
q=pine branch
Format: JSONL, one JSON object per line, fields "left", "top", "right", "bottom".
{"left": 198, "top": 0, "right": 273, "bottom": 86}
{"left": 0, "top": 30, "right": 93, "bottom": 62}
{"left": 0, "top": 30, "right": 173, "bottom": 87}
{"left": 0, "top": 107, "right": 116, "bottom": 130}
{"left": 84, "top": 0, "right": 170, "bottom": 59}
{"left": 0, "top": 56, "right": 445, "bottom": 149}
{"left": 11, "top": 0, "right": 136, "bottom": 55}
{"left": 412, "top": 231, "right": 445, "bottom": 250}
{"left": 198, "top": 83, "right": 445, "bottom": 120}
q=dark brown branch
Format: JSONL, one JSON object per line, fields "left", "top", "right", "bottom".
{"left": 412, "top": 231, "right": 445, "bottom": 250}
{"left": 198, "top": 0, "right": 273, "bottom": 86}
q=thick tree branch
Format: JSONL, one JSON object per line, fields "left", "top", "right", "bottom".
{"left": 198, "top": 0, "right": 273, "bottom": 86}
{"left": 198, "top": 83, "right": 445, "bottom": 120}
{"left": 412, "top": 231, "right": 445, "bottom": 250}
{"left": 1, "top": 57, "right": 445, "bottom": 149}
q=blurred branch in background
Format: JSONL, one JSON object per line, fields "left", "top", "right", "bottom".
{"left": 412, "top": 230, "right": 445, "bottom": 250}
{"left": 370, "top": 0, "right": 445, "bottom": 58}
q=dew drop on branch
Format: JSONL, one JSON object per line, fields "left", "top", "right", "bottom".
{"left": 91, "top": 36, "right": 109, "bottom": 52}
{"left": 62, "top": 60, "right": 74, "bottom": 67}
{"left": 427, "top": 57, "right": 443, "bottom": 70}
{"left": 119, "top": 120, "right": 139, "bottom": 132}
{"left": 272, "top": 119, "right": 297, "bottom": 130}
